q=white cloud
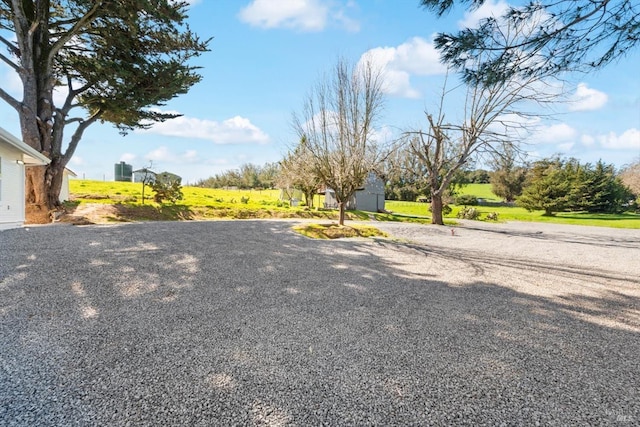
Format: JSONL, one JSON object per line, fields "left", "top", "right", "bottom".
{"left": 580, "top": 134, "right": 595, "bottom": 146}
{"left": 370, "top": 125, "right": 394, "bottom": 145}
{"left": 360, "top": 37, "right": 446, "bottom": 98}
{"left": 238, "top": 0, "right": 358, "bottom": 32}
{"left": 568, "top": 83, "right": 608, "bottom": 111}
{"left": 458, "top": 0, "right": 509, "bottom": 29}
{"left": 183, "top": 149, "right": 198, "bottom": 162}
{"left": 145, "top": 146, "right": 172, "bottom": 162}
{"left": 597, "top": 128, "right": 640, "bottom": 150}
{"left": 69, "top": 156, "right": 85, "bottom": 166}
{"left": 120, "top": 153, "right": 137, "bottom": 163}
{"left": 145, "top": 146, "right": 201, "bottom": 164}
{"left": 139, "top": 112, "right": 270, "bottom": 145}
{"left": 532, "top": 123, "right": 577, "bottom": 144}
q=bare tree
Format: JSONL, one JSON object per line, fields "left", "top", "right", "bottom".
{"left": 404, "top": 16, "right": 561, "bottom": 225}
{"left": 278, "top": 136, "right": 322, "bottom": 208}
{"left": 490, "top": 145, "right": 528, "bottom": 202}
{"left": 620, "top": 158, "right": 640, "bottom": 199}
{"left": 293, "top": 58, "right": 386, "bottom": 225}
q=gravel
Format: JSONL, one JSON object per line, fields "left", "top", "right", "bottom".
{"left": 1, "top": 219, "right": 639, "bottom": 426}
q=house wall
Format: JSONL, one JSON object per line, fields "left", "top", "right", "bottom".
{"left": 0, "top": 144, "right": 25, "bottom": 230}
{"left": 59, "top": 171, "right": 71, "bottom": 202}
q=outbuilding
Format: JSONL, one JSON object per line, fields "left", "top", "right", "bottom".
{"left": 323, "top": 172, "right": 386, "bottom": 213}
{"left": 0, "top": 127, "right": 50, "bottom": 230}
{"left": 59, "top": 168, "right": 77, "bottom": 203}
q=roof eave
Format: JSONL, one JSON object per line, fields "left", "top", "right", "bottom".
{"left": 0, "top": 127, "right": 50, "bottom": 165}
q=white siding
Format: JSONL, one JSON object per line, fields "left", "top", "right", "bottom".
{"left": 0, "top": 144, "right": 25, "bottom": 230}
{"left": 59, "top": 171, "right": 71, "bottom": 202}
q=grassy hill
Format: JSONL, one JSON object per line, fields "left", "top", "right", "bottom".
{"left": 65, "top": 180, "right": 417, "bottom": 224}
{"left": 65, "top": 180, "right": 640, "bottom": 228}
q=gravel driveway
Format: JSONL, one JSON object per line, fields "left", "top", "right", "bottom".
{"left": 1, "top": 220, "right": 639, "bottom": 426}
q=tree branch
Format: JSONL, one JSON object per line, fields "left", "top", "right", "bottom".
{"left": 0, "top": 34, "right": 20, "bottom": 56}
{"left": 62, "top": 109, "right": 103, "bottom": 161}
{"left": 0, "top": 87, "right": 21, "bottom": 111}
{"left": 0, "top": 51, "right": 20, "bottom": 71}
{"left": 48, "top": 1, "right": 104, "bottom": 65}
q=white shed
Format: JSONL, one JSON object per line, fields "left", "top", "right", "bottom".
{"left": 59, "top": 168, "right": 77, "bottom": 203}
{"left": 323, "top": 172, "right": 386, "bottom": 213}
{"left": 0, "top": 127, "right": 50, "bottom": 230}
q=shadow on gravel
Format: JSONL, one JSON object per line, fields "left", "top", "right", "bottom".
{"left": 383, "top": 240, "right": 640, "bottom": 286}
{"left": 0, "top": 221, "right": 638, "bottom": 425}
{"left": 457, "top": 223, "right": 640, "bottom": 249}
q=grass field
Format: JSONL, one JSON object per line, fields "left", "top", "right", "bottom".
{"left": 67, "top": 180, "right": 417, "bottom": 223}
{"left": 386, "top": 182, "right": 640, "bottom": 229}
{"left": 454, "top": 183, "right": 501, "bottom": 201}
{"left": 71, "top": 180, "right": 283, "bottom": 205}
{"left": 68, "top": 180, "right": 640, "bottom": 228}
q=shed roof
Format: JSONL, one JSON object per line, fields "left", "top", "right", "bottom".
{"left": 0, "top": 126, "right": 50, "bottom": 165}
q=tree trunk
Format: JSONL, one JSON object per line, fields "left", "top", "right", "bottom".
{"left": 25, "top": 160, "right": 65, "bottom": 223}
{"left": 304, "top": 191, "right": 314, "bottom": 208}
{"left": 45, "top": 160, "right": 65, "bottom": 208}
{"left": 431, "top": 193, "right": 444, "bottom": 225}
{"left": 338, "top": 202, "right": 346, "bottom": 225}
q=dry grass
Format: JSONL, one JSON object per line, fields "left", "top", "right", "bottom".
{"left": 292, "top": 223, "right": 388, "bottom": 239}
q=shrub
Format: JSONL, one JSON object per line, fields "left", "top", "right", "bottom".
{"left": 151, "top": 179, "right": 183, "bottom": 204}
{"left": 240, "top": 196, "right": 250, "bottom": 204}
{"left": 486, "top": 212, "right": 499, "bottom": 221}
{"left": 457, "top": 206, "right": 480, "bottom": 220}
{"left": 455, "top": 194, "right": 478, "bottom": 205}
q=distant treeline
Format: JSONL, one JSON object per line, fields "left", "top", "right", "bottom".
{"left": 195, "top": 162, "right": 280, "bottom": 190}
{"left": 194, "top": 156, "right": 639, "bottom": 215}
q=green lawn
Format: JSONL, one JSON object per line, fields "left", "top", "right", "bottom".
{"left": 386, "top": 200, "right": 640, "bottom": 229}
{"left": 455, "top": 183, "right": 501, "bottom": 202}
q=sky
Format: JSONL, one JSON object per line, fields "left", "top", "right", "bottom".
{"left": 1, "top": 0, "right": 639, "bottom": 184}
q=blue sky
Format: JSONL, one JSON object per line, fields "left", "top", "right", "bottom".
{"left": 1, "top": 0, "right": 639, "bottom": 183}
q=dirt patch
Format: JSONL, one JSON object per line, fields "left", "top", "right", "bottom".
{"left": 25, "top": 203, "right": 53, "bottom": 224}
{"left": 55, "top": 202, "right": 350, "bottom": 224}
{"left": 56, "top": 203, "right": 121, "bottom": 225}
